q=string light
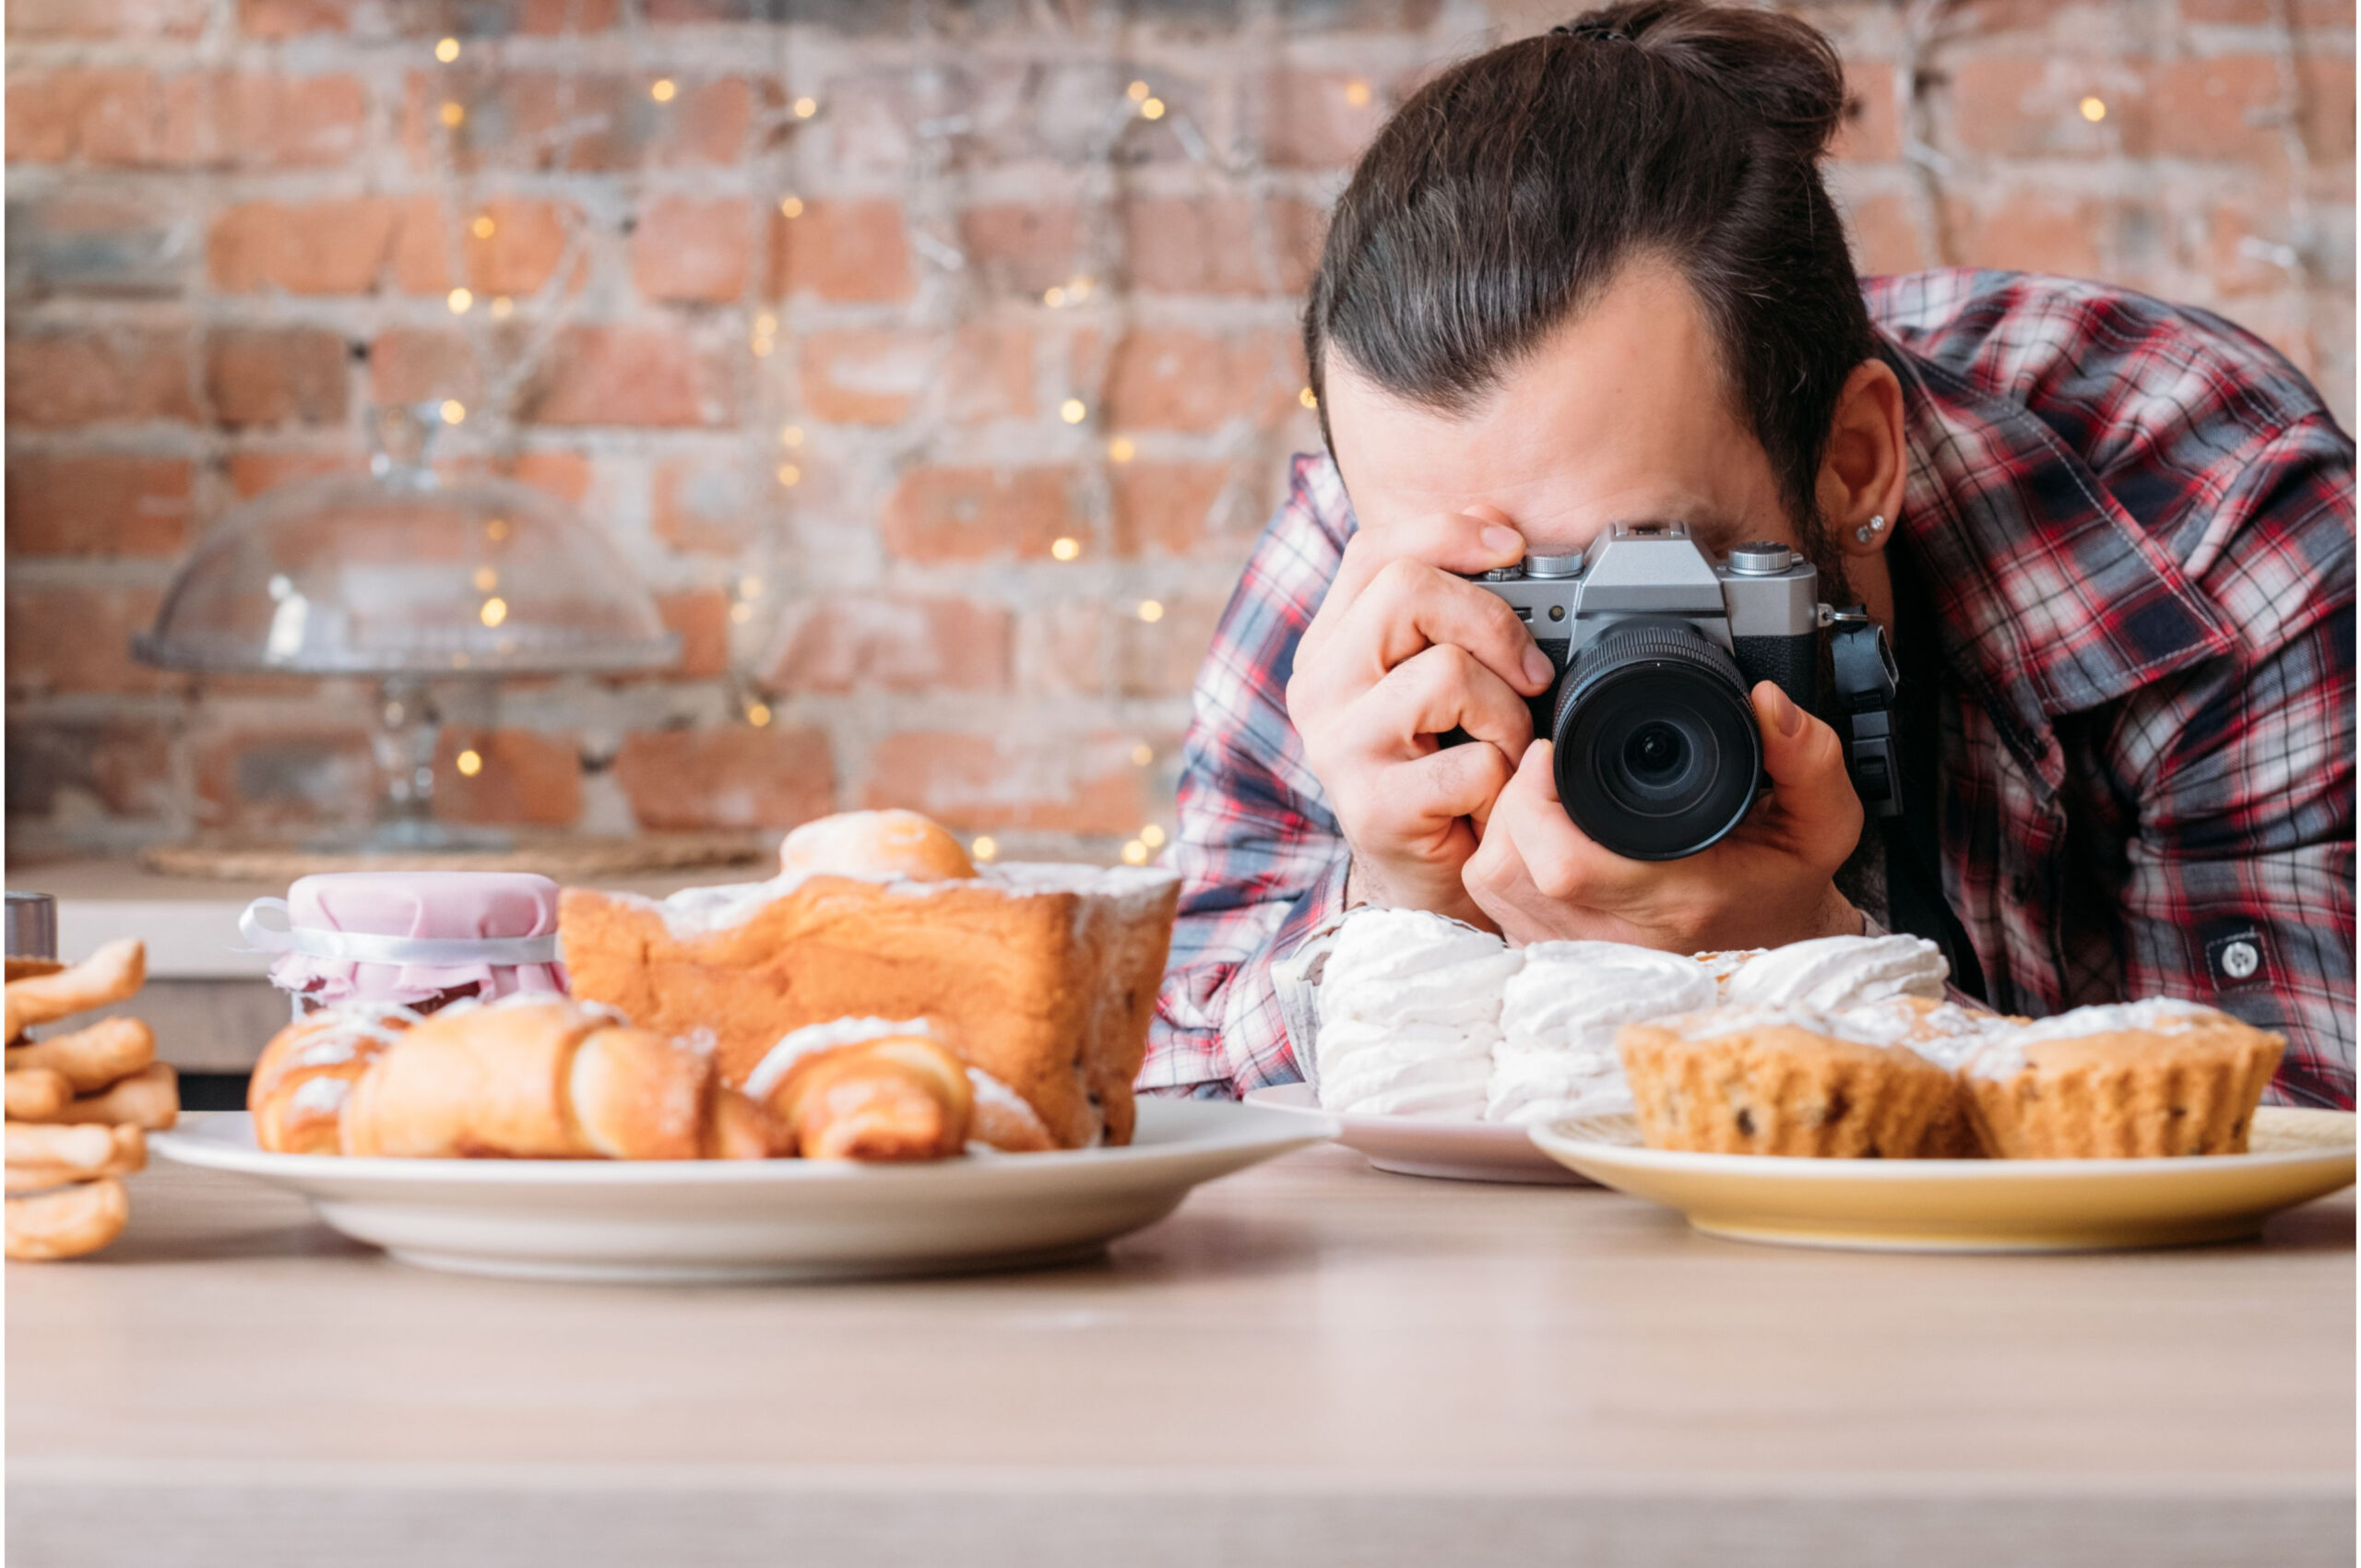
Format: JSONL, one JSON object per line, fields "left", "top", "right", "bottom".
{"left": 447, "top": 287, "right": 474, "bottom": 314}
{"left": 1136, "top": 600, "right": 1165, "bottom": 623}
{"left": 484, "top": 517, "right": 510, "bottom": 542}
{"left": 1060, "top": 398, "right": 1087, "bottom": 423}
{"left": 730, "top": 602, "right": 754, "bottom": 624}
{"left": 1050, "top": 536, "right": 1082, "bottom": 561}
{"left": 490, "top": 296, "right": 513, "bottom": 319}
{"left": 470, "top": 213, "right": 495, "bottom": 239}
{"left": 740, "top": 575, "right": 765, "bottom": 598}
{"left": 2079, "top": 96, "right": 2107, "bottom": 122}
{"left": 779, "top": 424, "right": 804, "bottom": 446}
{"left": 1140, "top": 824, "right": 1167, "bottom": 849}
{"left": 1127, "top": 80, "right": 1151, "bottom": 101}
{"left": 440, "top": 399, "right": 467, "bottom": 424}
{"left": 746, "top": 702, "right": 772, "bottom": 727}
{"left": 970, "top": 835, "right": 999, "bottom": 862}
{"left": 1108, "top": 436, "right": 1135, "bottom": 463}
{"left": 472, "top": 566, "right": 498, "bottom": 591}
{"left": 650, "top": 78, "right": 677, "bottom": 102}
{"left": 777, "top": 463, "right": 801, "bottom": 487}
{"left": 793, "top": 96, "right": 818, "bottom": 118}
{"left": 439, "top": 101, "right": 466, "bottom": 128}
{"left": 456, "top": 748, "right": 483, "bottom": 777}
{"left": 1120, "top": 839, "right": 1150, "bottom": 865}
{"left": 479, "top": 597, "right": 508, "bottom": 627}
{"left": 436, "top": 36, "right": 462, "bottom": 63}
{"left": 1345, "top": 78, "right": 1372, "bottom": 107}
{"left": 1139, "top": 97, "right": 1167, "bottom": 121}
{"left": 1044, "top": 286, "right": 1066, "bottom": 306}
{"left": 778, "top": 196, "right": 804, "bottom": 218}
{"left": 1130, "top": 743, "right": 1154, "bottom": 766}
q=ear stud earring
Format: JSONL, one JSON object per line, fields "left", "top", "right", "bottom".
{"left": 1854, "top": 514, "right": 1887, "bottom": 544}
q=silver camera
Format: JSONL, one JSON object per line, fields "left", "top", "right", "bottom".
{"left": 1463, "top": 522, "right": 1892, "bottom": 861}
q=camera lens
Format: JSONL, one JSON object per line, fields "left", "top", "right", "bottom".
{"left": 1549, "top": 619, "right": 1762, "bottom": 861}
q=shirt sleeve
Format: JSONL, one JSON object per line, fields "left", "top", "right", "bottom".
{"left": 1140, "top": 454, "right": 1357, "bottom": 1099}
{"left": 2110, "top": 416, "right": 2357, "bottom": 1108}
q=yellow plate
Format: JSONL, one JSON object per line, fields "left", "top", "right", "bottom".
{"left": 1529, "top": 1106, "right": 2356, "bottom": 1253}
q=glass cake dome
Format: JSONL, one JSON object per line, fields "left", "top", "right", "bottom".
{"left": 136, "top": 408, "right": 676, "bottom": 678}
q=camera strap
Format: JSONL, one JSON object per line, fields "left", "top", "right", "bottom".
{"left": 1827, "top": 610, "right": 1903, "bottom": 819}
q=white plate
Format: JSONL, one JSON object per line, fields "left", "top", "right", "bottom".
{"left": 1530, "top": 1107, "right": 2358, "bottom": 1253}
{"left": 1243, "top": 1081, "right": 1595, "bottom": 1186}
{"left": 151, "top": 1100, "right": 1336, "bottom": 1284}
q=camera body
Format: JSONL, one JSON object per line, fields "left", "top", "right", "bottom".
{"left": 1463, "top": 522, "right": 1827, "bottom": 861}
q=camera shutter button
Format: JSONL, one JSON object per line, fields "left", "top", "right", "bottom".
{"left": 1726, "top": 542, "right": 1796, "bottom": 576}
{"left": 1524, "top": 550, "right": 1584, "bottom": 579}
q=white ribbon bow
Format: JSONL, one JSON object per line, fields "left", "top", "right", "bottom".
{"left": 237, "top": 897, "right": 560, "bottom": 967}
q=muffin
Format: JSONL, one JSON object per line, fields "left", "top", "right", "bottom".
{"left": 1618, "top": 1005, "right": 1959, "bottom": 1158}
{"left": 1834, "top": 994, "right": 2027, "bottom": 1158}
{"left": 1960, "top": 998, "right": 2284, "bottom": 1158}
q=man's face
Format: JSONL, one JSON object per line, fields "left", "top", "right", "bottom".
{"left": 1323, "top": 265, "right": 1809, "bottom": 562}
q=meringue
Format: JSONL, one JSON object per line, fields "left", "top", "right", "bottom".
{"left": 1724, "top": 933, "right": 1948, "bottom": 1013}
{"left": 1314, "top": 909, "right": 1522, "bottom": 1121}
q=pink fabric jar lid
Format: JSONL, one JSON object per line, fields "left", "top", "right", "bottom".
{"left": 241, "top": 871, "right": 566, "bottom": 1010}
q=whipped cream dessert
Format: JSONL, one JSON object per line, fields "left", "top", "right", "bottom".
{"left": 1964, "top": 997, "right": 2221, "bottom": 1081}
{"left": 1489, "top": 943, "right": 1716, "bottom": 1125}
{"left": 1723, "top": 933, "right": 1948, "bottom": 1013}
{"left": 1314, "top": 909, "right": 1521, "bottom": 1120}
{"left": 1693, "top": 948, "right": 1767, "bottom": 998}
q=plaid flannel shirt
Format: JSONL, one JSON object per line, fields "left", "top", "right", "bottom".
{"left": 1145, "top": 270, "right": 2357, "bottom": 1109}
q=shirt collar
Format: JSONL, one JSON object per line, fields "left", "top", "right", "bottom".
{"left": 1878, "top": 332, "right": 2235, "bottom": 773}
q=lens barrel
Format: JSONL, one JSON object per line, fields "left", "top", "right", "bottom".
{"left": 1549, "top": 619, "right": 1762, "bottom": 861}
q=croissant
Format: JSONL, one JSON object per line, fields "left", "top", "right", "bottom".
{"left": 342, "top": 998, "right": 780, "bottom": 1160}
{"left": 248, "top": 1005, "right": 421, "bottom": 1155}
{"left": 756, "top": 1032, "right": 974, "bottom": 1161}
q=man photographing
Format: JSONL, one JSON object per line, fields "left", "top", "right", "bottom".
{"left": 1145, "top": 1, "right": 2355, "bottom": 1108}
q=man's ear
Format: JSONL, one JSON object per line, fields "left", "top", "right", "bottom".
{"left": 1818, "top": 360, "right": 1908, "bottom": 559}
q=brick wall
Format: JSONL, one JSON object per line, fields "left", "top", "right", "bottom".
{"left": 7, "top": 0, "right": 2352, "bottom": 864}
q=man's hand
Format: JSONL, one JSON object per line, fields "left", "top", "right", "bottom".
{"left": 1462, "top": 681, "right": 1865, "bottom": 949}
{"left": 1286, "top": 510, "right": 1557, "bottom": 927}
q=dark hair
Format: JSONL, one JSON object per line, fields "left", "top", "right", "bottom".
{"left": 1303, "top": 0, "right": 1876, "bottom": 528}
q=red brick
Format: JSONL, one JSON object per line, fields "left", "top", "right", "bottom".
{"left": 226, "top": 448, "right": 364, "bottom": 496}
{"left": 655, "top": 588, "right": 732, "bottom": 679}
{"left": 1258, "top": 69, "right": 1392, "bottom": 169}
{"left": 238, "top": 0, "right": 621, "bottom": 30}
{"left": 798, "top": 327, "right": 1032, "bottom": 425}
{"left": 6, "top": 455, "right": 194, "bottom": 557}
{"left": 2178, "top": 0, "right": 2352, "bottom": 28}
{"left": 1843, "top": 190, "right": 1935, "bottom": 277}
{"left": 16, "top": 190, "right": 195, "bottom": 298}
{"left": 368, "top": 327, "right": 481, "bottom": 408}
{"left": 8, "top": 70, "right": 368, "bottom": 169}
{"left": 882, "top": 465, "right": 1078, "bottom": 563}
{"left": 5, "top": 585, "right": 171, "bottom": 695}
{"left": 957, "top": 204, "right": 1079, "bottom": 297}
{"left": 766, "top": 597, "right": 1012, "bottom": 694}
{"left": 2297, "top": 57, "right": 2355, "bottom": 160}
{"left": 1947, "top": 56, "right": 2149, "bottom": 160}
{"left": 633, "top": 195, "right": 753, "bottom": 303}
{"left": 861, "top": 731, "right": 1150, "bottom": 834}
{"left": 408, "top": 73, "right": 747, "bottom": 174}
{"left": 209, "top": 196, "right": 406, "bottom": 294}
{"left": 1123, "top": 196, "right": 1324, "bottom": 295}
{"left": 10, "top": 0, "right": 207, "bottom": 36}
{"left": 653, "top": 458, "right": 760, "bottom": 556}
{"left": 6, "top": 328, "right": 197, "bottom": 428}
{"left": 612, "top": 726, "right": 835, "bottom": 830}
{"left": 2148, "top": 57, "right": 2291, "bottom": 163}
{"left": 1014, "top": 601, "right": 1108, "bottom": 697}
{"left": 1111, "top": 462, "right": 1231, "bottom": 556}
{"left": 771, "top": 199, "right": 914, "bottom": 303}
{"left": 1833, "top": 62, "right": 1904, "bottom": 163}
{"left": 192, "top": 723, "right": 377, "bottom": 832}
{"left": 1116, "top": 593, "right": 1222, "bottom": 697}
{"left": 238, "top": 0, "right": 358, "bottom": 35}
{"left": 434, "top": 729, "right": 582, "bottom": 827}
{"left": 1098, "top": 328, "right": 1305, "bottom": 433}
{"left": 214, "top": 73, "right": 372, "bottom": 168}
{"left": 500, "top": 450, "right": 593, "bottom": 503}
{"left": 519, "top": 326, "right": 732, "bottom": 427}
{"left": 1944, "top": 190, "right": 2106, "bottom": 278}
{"left": 207, "top": 327, "right": 349, "bottom": 429}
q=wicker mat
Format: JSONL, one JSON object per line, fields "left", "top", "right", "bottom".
{"left": 140, "top": 831, "right": 765, "bottom": 883}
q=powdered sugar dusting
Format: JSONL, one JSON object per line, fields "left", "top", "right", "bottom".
{"left": 613, "top": 861, "right": 1179, "bottom": 940}
{"left": 743, "top": 1016, "right": 939, "bottom": 1100}
{"left": 1966, "top": 997, "right": 2225, "bottom": 1081}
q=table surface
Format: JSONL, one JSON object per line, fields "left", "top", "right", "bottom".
{"left": 7, "top": 1133, "right": 2354, "bottom": 1568}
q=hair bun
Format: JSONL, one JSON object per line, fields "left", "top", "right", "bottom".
{"left": 1557, "top": 0, "right": 1850, "bottom": 159}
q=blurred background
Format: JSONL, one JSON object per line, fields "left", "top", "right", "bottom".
{"left": 7, "top": 0, "right": 2353, "bottom": 869}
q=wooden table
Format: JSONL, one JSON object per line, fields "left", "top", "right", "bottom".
{"left": 8, "top": 1137, "right": 2353, "bottom": 1568}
